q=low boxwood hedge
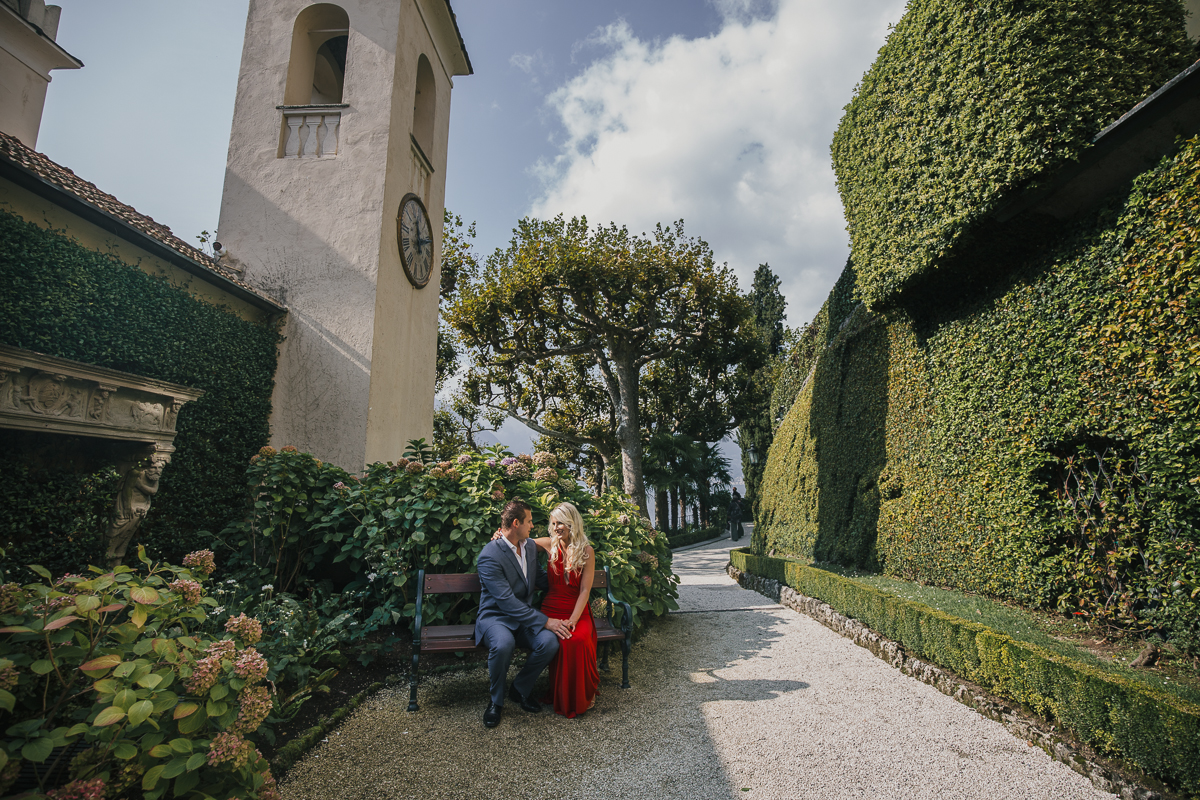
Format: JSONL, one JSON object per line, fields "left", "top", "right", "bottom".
{"left": 730, "top": 548, "right": 1200, "bottom": 796}
{"left": 667, "top": 527, "right": 724, "bottom": 549}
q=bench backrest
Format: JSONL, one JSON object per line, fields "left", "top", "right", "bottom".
{"left": 423, "top": 566, "right": 609, "bottom": 595}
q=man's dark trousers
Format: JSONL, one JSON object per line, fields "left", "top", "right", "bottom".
{"left": 482, "top": 623, "right": 559, "bottom": 706}
{"left": 475, "top": 537, "right": 560, "bottom": 706}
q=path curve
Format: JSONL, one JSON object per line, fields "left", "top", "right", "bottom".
{"left": 280, "top": 538, "right": 1113, "bottom": 800}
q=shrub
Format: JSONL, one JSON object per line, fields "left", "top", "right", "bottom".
{"left": 830, "top": 0, "right": 1192, "bottom": 307}
{"left": 216, "top": 444, "right": 679, "bottom": 663}
{"left": 0, "top": 548, "right": 280, "bottom": 799}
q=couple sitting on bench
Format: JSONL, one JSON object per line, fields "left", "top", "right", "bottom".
{"left": 478, "top": 498, "right": 599, "bottom": 727}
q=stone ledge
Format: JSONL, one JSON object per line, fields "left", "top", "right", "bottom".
{"left": 726, "top": 562, "right": 1173, "bottom": 800}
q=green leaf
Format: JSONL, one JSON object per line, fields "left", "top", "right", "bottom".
{"left": 93, "top": 706, "right": 126, "bottom": 726}
{"left": 127, "top": 699, "right": 154, "bottom": 726}
{"left": 113, "top": 742, "right": 138, "bottom": 760}
{"left": 30, "top": 659, "right": 54, "bottom": 675}
{"left": 172, "top": 701, "right": 199, "bottom": 720}
{"left": 162, "top": 756, "right": 188, "bottom": 779}
{"left": 169, "top": 737, "right": 193, "bottom": 754}
{"left": 21, "top": 736, "right": 53, "bottom": 762}
{"left": 29, "top": 565, "right": 52, "bottom": 580}
{"left": 142, "top": 764, "right": 165, "bottom": 791}
{"left": 185, "top": 752, "right": 206, "bottom": 771}
{"left": 174, "top": 768, "right": 200, "bottom": 795}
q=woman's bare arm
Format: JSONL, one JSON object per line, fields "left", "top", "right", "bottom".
{"left": 566, "top": 546, "right": 596, "bottom": 629}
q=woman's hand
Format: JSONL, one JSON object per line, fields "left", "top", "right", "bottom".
{"left": 491, "top": 528, "right": 503, "bottom": 541}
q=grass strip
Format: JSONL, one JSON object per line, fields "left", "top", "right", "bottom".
{"left": 730, "top": 548, "right": 1200, "bottom": 797}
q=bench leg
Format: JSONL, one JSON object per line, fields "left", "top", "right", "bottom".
{"left": 407, "top": 650, "right": 420, "bottom": 712}
{"left": 600, "top": 642, "right": 610, "bottom": 672}
{"left": 620, "top": 639, "right": 631, "bottom": 689}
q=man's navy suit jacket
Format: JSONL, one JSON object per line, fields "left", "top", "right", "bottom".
{"left": 474, "top": 537, "right": 549, "bottom": 645}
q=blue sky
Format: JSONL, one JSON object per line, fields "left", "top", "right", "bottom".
{"left": 36, "top": 0, "right": 907, "bottom": 471}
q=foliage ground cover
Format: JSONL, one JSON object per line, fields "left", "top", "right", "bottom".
{"left": 730, "top": 548, "right": 1200, "bottom": 796}
{"left": 0, "top": 210, "right": 280, "bottom": 567}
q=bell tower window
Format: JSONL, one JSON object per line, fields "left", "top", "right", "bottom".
{"left": 278, "top": 4, "right": 351, "bottom": 158}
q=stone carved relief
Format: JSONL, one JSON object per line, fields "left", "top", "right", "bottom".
{"left": 0, "top": 345, "right": 205, "bottom": 568}
{"left": 0, "top": 364, "right": 20, "bottom": 407}
{"left": 0, "top": 346, "right": 203, "bottom": 446}
{"left": 130, "top": 401, "right": 163, "bottom": 429}
{"left": 88, "top": 385, "right": 118, "bottom": 421}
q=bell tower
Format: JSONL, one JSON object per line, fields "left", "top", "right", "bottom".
{"left": 216, "top": 0, "right": 471, "bottom": 469}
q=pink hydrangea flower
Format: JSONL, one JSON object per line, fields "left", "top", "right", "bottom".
{"left": 182, "top": 550, "right": 216, "bottom": 578}
{"left": 533, "top": 452, "right": 557, "bottom": 467}
{"left": 233, "top": 648, "right": 269, "bottom": 684}
{"left": 506, "top": 462, "right": 529, "bottom": 479}
{"left": 207, "top": 731, "right": 254, "bottom": 769}
{"left": 186, "top": 654, "right": 222, "bottom": 695}
{"left": 457, "top": 454, "right": 471, "bottom": 465}
{"left": 533, "top": 467, "right": 557, "bottom": 482}
{"left": 169, "top": 579, "right": 202, "bottom": 606}
{"left": 46, "top": 778, "right": 106, "bottom": 800}
{"left": 406, "top": 461, "right": 425, "bottom": 475}
{"left": 491, "top": 489, "right": 505, "bottom": 501}
{"left": 485, "top": 459, "right": 497, "bottom": 468}
{"left": 225, "top": 614, "right": 263, "bottom": 645}
{"left": 618, "top": 514, "right": 630, "bottom": 525}
{"left": 231, "top": 683, "right": 273, "bottom": 734}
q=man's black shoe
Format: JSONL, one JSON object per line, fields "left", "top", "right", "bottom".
{"left": 508, "top": 685, "right": 541, "bottom": 713}
{"left": 483, "top": 701, "right": 502, "bottom": 728}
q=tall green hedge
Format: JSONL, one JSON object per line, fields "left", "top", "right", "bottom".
{"left": 0, "top": 210, "right": 279, "bottom": 564}
{"left": 831, "top": 0, "right": 1193, "bottom": 308}
{"left": 760, "top": 134, "right": 1200, "bottom": 652}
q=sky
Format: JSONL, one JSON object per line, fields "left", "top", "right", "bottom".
{"left": 35, "top": 0, "right": 908, "bottom": 476}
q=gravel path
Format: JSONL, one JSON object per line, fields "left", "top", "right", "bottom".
{"left": 279, "top": 538, "right": 1114, "bottom": 800}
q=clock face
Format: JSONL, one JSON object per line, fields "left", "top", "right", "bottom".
{"left": 397, "top": 193, "right": 433, "bottom": 288}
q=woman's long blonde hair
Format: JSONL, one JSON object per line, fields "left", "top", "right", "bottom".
{"left": 549, "top": 502, "right": 589, "bottom": 575}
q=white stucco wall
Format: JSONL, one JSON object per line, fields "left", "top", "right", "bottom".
{"left": 217, "top": 0, "right": 466, "bottom": 470}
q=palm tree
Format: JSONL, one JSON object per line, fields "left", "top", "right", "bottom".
{"left": 692, "top": 442, "right": 732, "bottom": 528}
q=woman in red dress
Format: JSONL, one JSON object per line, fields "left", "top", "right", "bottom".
{"left": 529, "top": 502, "right": 600, "bottom": 718}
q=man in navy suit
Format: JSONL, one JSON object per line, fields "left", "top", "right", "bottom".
{"left": 475, "top": 499, "right": 569, "bottom": 728}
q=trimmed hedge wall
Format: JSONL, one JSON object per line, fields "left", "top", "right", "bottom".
{"left": 0, "top": 210, "right": 280, "bottom": 565}
{"left": 761, "top": 130, "right": 1200, "bottom": 644}
{"left": 668, "top": 527, "right": 724, "bottom": 549}
{"left": 730, "top": 548, "right": 1200, "bottom": 795}
{"left": 830, "top": 0, "right": 1193, "bottom": 308}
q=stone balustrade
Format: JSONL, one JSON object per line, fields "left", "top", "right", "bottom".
{"left": 278, "top": 104, "right": 348, "bottom": 158}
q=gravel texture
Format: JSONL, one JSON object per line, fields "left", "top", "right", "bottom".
{"left": 280, "top": 539, "right": 1115, "bottom": 800}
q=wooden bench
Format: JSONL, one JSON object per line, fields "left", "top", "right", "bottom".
{"left": 407, "top": 565, "right": 633, "bottom": 712}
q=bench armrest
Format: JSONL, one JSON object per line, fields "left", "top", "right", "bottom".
{"left": 601, "top": 566, "right": 634, "bottom": 637}
{"left": 412, "top": 568, "right": 426, "bottom": 648}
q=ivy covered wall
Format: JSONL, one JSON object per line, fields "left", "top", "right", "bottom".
{"left": 0, "top": 210, "right": 280, "bottom": 567}
{"left": 759, "top": 134, "right": 1200, "bottom": 651}
{"left": 830, "top": 0, "right": 1193, "bottom": 308}
{"left": 759, "top": 0, "right": 1200, "bottom": 652}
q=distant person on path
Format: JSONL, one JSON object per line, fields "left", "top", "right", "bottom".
{"left": 729, "top": 489, "right": 743, "bottom": 540}
{"left": 475, "top": 499, "right": 570, "bottom": 728}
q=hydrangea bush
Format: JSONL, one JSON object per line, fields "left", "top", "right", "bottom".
{"left": 0, "top": 548, "right": 280, "bottom": 799}
{"left": 221, "top": 442, "right": 678, "bottom": 660}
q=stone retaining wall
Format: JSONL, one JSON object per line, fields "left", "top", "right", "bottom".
{"left": 727, "top": 563, "right": 1174, "bottom": 800}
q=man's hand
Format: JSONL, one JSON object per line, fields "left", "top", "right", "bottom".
{"left": 545, "top": 617, "right": 572, "bottom": 640}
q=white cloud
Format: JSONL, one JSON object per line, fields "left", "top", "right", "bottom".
{"left": 529, "top": 0, "right": 906, "bottom": 327}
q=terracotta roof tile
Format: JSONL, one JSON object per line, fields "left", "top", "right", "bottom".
{"left": 0, "top": 130, "right": 283, "bottom": 310}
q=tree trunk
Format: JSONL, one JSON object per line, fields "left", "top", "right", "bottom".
{"left": 611, "top": 354, "right": 648, "bottom": 514}
{"left": 655, "top": 490, "right": 668, "bottom": 531}
{"left": 669, "top": 487, "right": 678, "bottom": 531}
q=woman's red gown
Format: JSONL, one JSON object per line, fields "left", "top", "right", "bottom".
{"left": 539, "top": 550, "right": 599, "bottom": 718}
